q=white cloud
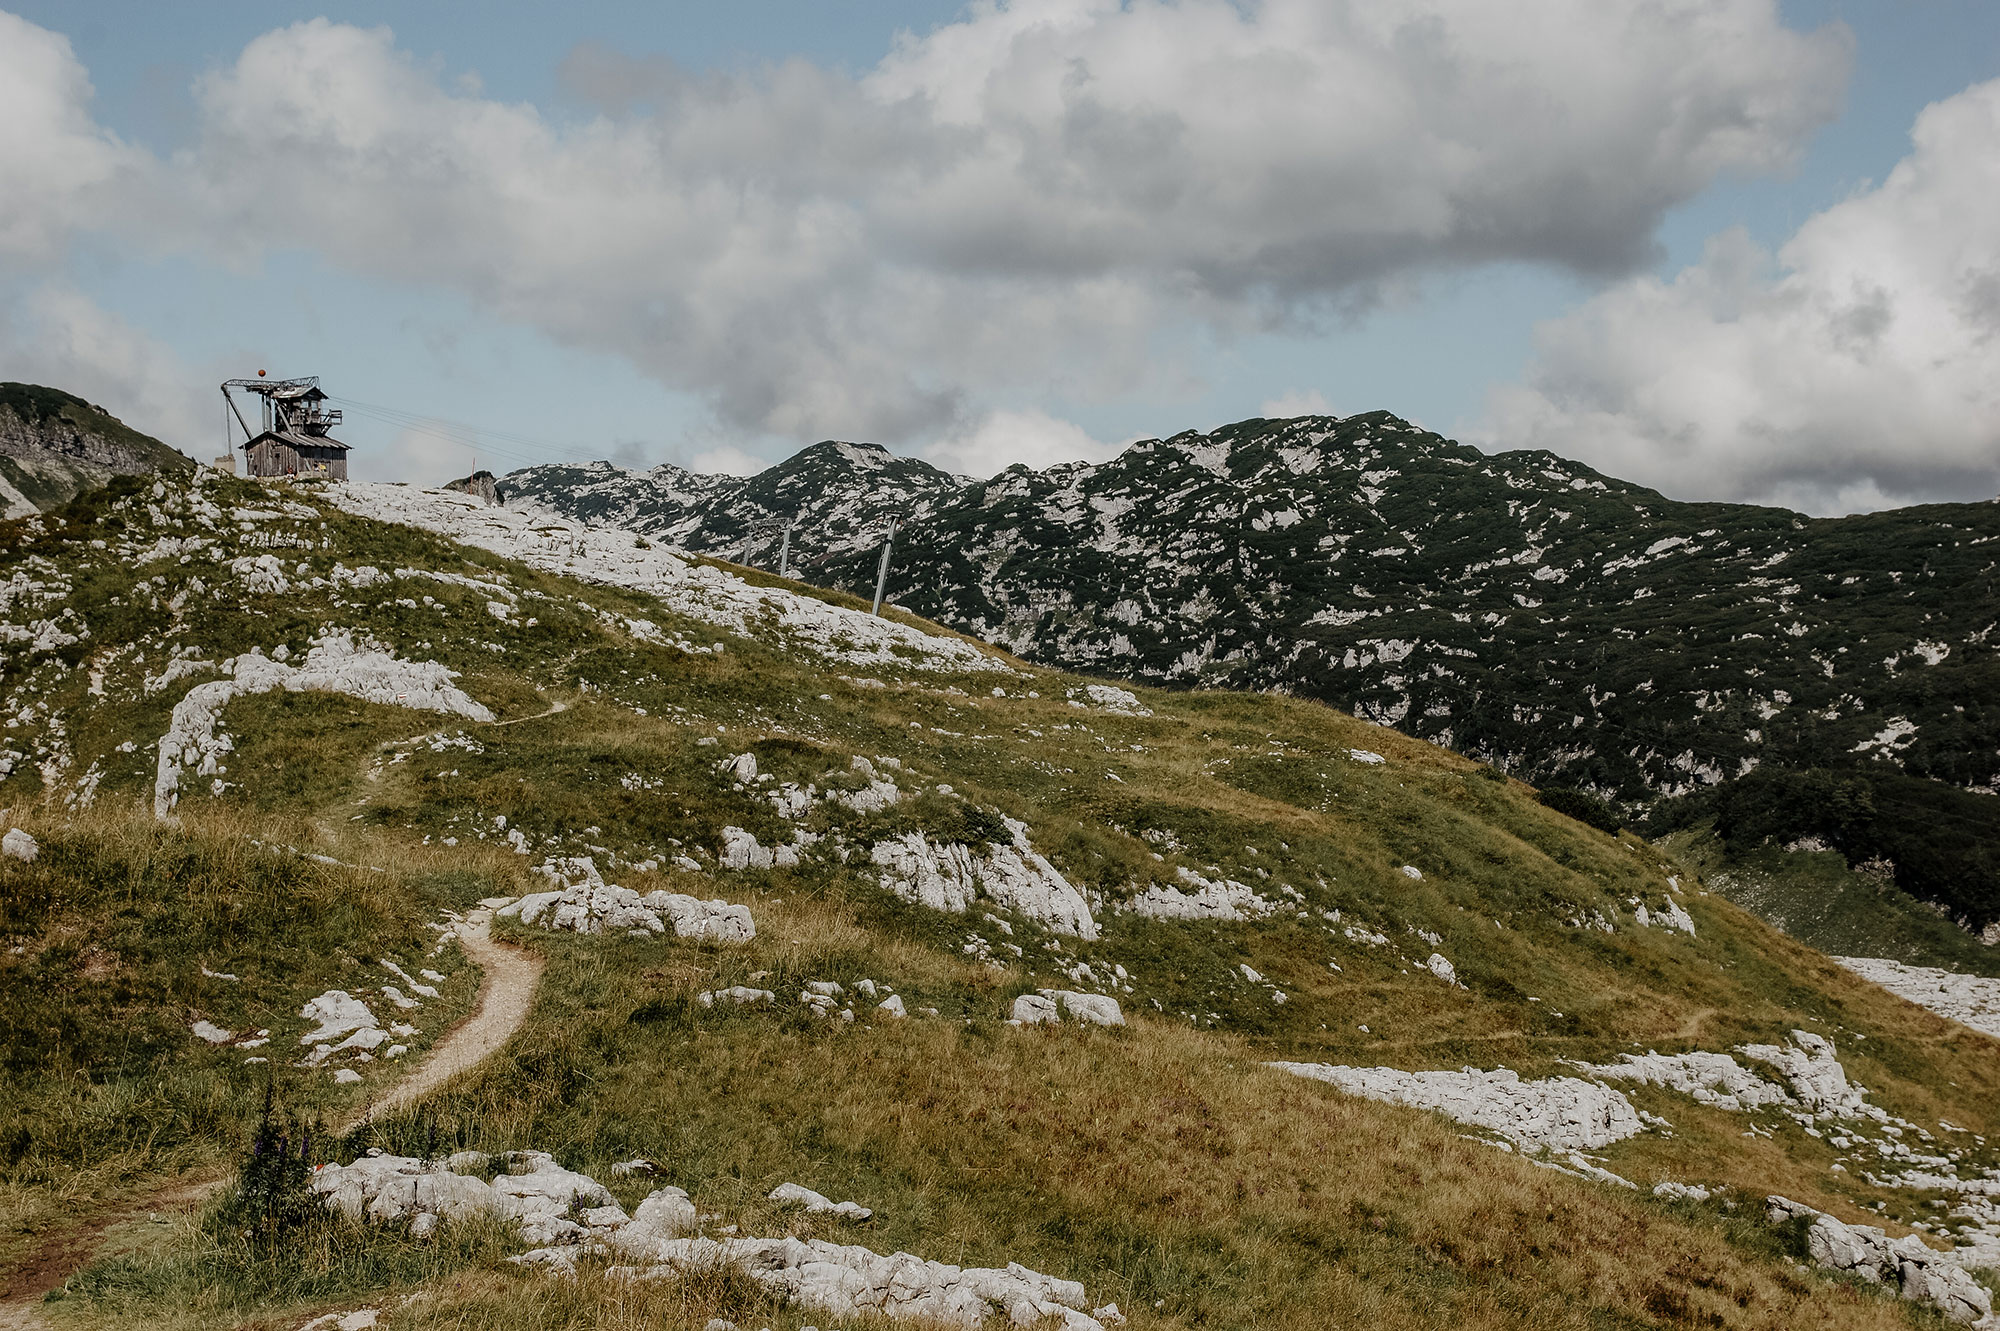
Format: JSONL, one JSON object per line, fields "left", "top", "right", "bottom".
{"left": 0, "top": 12, "right": 144, "bottom": 263}
{"left": 352, "top": 425, "right": 480, "bottom": 486}
{"left": 920, "top": 407, "right": 1127, "bottom": 476}
{"left": 0, "top": 283, "right": 209, "bottom": 454}
{"left": 1259, "top": 389, "right": 1335, "bottom": 420}
{"left": 1481, "top": 78, "right": 2000, "bottom": 512}
{"left": 131, "top": 3, "right": 1844, "bottom": 446}
{"left": 688, "top": 444, "right": 771, "bottom": 477}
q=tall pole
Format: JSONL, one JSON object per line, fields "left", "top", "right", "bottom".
{"left": 778, "top": 517, "right": 795, "bottom": 579}
{"left": 871, "top": 518, "right": 898, "bottom": 616}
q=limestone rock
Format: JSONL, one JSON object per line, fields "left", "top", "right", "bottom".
{"left": 501, "top": 856, "right": 753, "bottom": 942}
{"left": 322, "top": 482, "right": 1009, "bottom": 675}
{"left": 1766, "top": 1195, "right": 1992, "bottom": 1324}
{"left": 1737, "top": 1031, "right": 1866, "bottom": 1115}
{"left": 1272, "top": 1062, "right": 1643, "bottom": 1153}
{"left": 604, "top": 1186, "right": 699, "bottom": 1257}
{"left": 1122, "top": 868, "right": 1278, "bottom": 922}
{"left": 299, "top": 991, "right": 378, "bottom": 1046}
{"left": 1012, "top": 991, "right": 1123, "bottom": 1027}
{"left": 769, "top": 1182, "right": 874, "bottom": 1221}
{"left": 699, "top": 986, "right": 776, "bottom": 1008}
{"left": 1834, "top": 956, "right": 2000, "bottom": 1040}
{"left": 1, "top": 828, "right": 36, "bottom": 861}
{"left": 1651, "top": 1181, "right": 1712, "bottom": 1202}
{"left": 1046, "top": 991, "right": 1125, "bottom": 1027}
{"left": 153, "top": 630, "right": 493, "bottom": 818}
{"left": 1012, "top": 993, "right": 1060, "bottom": 1025}
{"left": 1579, "top": 1050, "right": 1793, "bottom": 1112}
{"left": 609, "top": 1234, "right": 1104, "bottom": 1330}
{"left": 871, "top": 817, "right": 1098, "bottom": 939}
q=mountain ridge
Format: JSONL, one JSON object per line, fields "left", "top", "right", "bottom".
{"left": 0, "top": 382, "right": 192, "bottom": 517}
{"left": 496, "top": 412, "right": 2000, "bottom": 819}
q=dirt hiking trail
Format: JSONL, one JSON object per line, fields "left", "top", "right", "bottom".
{"left": 0, "top": 911, "right": 542, "bottom": 1329}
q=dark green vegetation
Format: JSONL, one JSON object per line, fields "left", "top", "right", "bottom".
{"left": 1651, "top": 768, "right": 2000, "bottom": 930}
{"left": 4, "top": 470, "right": 1999, "bottom": 1328}
{"left": 0, "top": 383, "right": 191, "bottom": 514}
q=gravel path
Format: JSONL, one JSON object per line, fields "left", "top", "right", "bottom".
{"left": 352, "top": 909, "right": 543, "bottom": 1127}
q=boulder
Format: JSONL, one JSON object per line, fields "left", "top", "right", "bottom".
{"left": 770, "top": 1181, "right": 874, "bottom": 1221}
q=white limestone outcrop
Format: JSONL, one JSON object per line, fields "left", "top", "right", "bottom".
{"left": 607, "top": 1235, "right": 1108, "bottom": 1330}
{"left": 1121, "top": 867, "right": 1279, "bottom": 923}
{"left": 1271, "top": 1062, "right": 1644, "bottom": 1153}
{"left": 1012, "top": 990, "right": 1125, "bottom": 1027}
{"left": 1632, "top": 895, "right": 1697, "bottom": 936}
{"left": 769, "top": 1182, "right": 873, "bottom": 1221}
{"left": 1835, "top": 956, "right": 2000, "bottom": 1041}
{"left": 1578, "top": 1051, "right": 1794, "bottom": 1112}
{"left": 299, "top": 991, "right": 379, "bottom": 1046}
{"left": 1767, "top": 1196, "right": 1993, "bottom": 1324}
{"left": 1577, "top": 1032, "right": 1866, "bottom": 1117}
{"left": 309, "top": 1146, "right": 1107, "bottom": 1329}
{"left": 719, "top": 826, "right": 817, "bottom": 871}
{"left": 153, "top": 630, "right": 493, "bottom": 817}
{"left": 312, "top": 1149, "right": 620, "bottom": 1246}
{"left": 1066, "top": 684, "right": 1151, "bottom": 717}
{"left": 1, "top": 828, "right": 36, "bottom": 861}
{"left": 321, "top": 483, "right": 1008, "bottom": 675}
{"left": 500, "top": 856, "right": 754, "bottom": 942}
{"left": 698, "top": 986, "right": 775, "bottom": 1008}
{"left": 1737, "top": 1031, "right": 1868, "bottom": 1115}
{"left": 871, "top": 817, "right": 1098, "bottom": 939}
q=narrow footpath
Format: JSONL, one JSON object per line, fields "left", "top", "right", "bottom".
{"left": 0, "top": 911, "right": 542, "bottom": 1329}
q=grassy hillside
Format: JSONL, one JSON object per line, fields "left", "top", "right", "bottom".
{"left": 5, "top": 472, "right": 2000, "bottom": 1328}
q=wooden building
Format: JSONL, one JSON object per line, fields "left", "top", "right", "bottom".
{"left": 222, "top": 376, "right": 351, "bottom": 479}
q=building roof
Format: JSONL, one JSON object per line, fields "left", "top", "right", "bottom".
{"left": 241, "top": 429, "right": 351, "bottom": 453}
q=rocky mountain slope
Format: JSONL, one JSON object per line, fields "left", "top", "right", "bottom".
{"left": 9, "top": 469, "right": 2000, "bottom": 1328}
{"left": 0, "top": 382, "right": 192, "bottom": 517}
{"left": 500, "top": 414, "right": 2000, "bottom": 813}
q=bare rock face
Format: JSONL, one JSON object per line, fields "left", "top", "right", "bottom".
{"left": 442, "top": 470, "right": 502, "bottom": 505}
{"left": 0, "top": 383, "right": 191, "bottom": 516}
{"left": 1270, "top": 1062, "right": 1644, "bottom": 1154}
{"left": 1767, "top": 1196, "right": 1993, "bottom": 1324}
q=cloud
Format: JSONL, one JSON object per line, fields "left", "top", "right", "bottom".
{"left": 920, "top": 407, "right": 1127, "bottom": 476}
{"left": 0, "top": 283, "right": 210, "bottom": 454}
{"left": 1259, "top": 389, "right": 1335, "bottom": 420}
{"left": 0, "top": 12, "right": 144, "bottom": 264}
{"left": 1480, "top": 78, "right": 2000, "bottom": 513}
{"left": 688, "top": 444, "right": 771, "bottom": 477}
{"left": 352, "top": 424, "right": 481, "bottom": 486}
{"left": 133, "top": 3, "right": 1845, "bottom": 445}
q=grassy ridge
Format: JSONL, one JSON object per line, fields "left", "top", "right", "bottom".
{"left": 4, "top": 473, "right": 1999, "bottom": 1327}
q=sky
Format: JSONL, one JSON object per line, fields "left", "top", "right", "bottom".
{"left": 3, "top": 0, "right": 1998, "bottom": 514}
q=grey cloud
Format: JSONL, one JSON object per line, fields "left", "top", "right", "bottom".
{"left": 9, "top": 3, "right": 1852, "bottom": 450}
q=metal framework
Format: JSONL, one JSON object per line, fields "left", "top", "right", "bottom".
{"left": 222, "top": 375, "right": 352, "bottom": 479}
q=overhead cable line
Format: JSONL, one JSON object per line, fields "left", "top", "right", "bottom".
{"left": 329, "top": 396, "right": 609, "bottom": 472}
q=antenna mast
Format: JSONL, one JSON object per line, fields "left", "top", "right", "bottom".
{"left": 871, "top": 518, "right": 898, "bottom": 616}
